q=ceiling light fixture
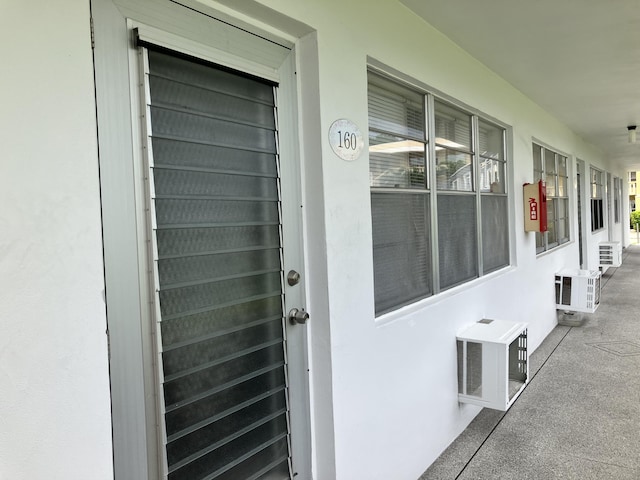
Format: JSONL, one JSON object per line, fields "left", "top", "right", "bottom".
{"left": 369, "top": 140, "right": 424, "bottom": 153}
{"left": 628, "top": 125, "right": 637, "bottom": 143}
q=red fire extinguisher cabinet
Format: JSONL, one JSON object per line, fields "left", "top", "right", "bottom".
{"left": 523, "top": 180, "right": 547, "bottom": 232}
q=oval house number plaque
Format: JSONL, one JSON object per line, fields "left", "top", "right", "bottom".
{"left": 328, "top": 118, "right": 363, "bottom": 161}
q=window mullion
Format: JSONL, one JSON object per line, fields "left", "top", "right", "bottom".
{"left": 542, "top": 148, "right": 549, "bottom": 251}
{"left": 426, "top": 93, "right": 440, "bottom": 293}
{"left": 550, "top": 153, "right": 557, "bottom": 247}
{"left": 472, "top": 114, "right": 483, "bottom": 277}
{"left": 502, "top": 129, "right": 508, "bottom": 194}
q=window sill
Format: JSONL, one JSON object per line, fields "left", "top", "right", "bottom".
{"left": 535, "top": 238, "right": 572, "bottom": 258}
{"left": 374, "top": 264, "right": 515, "bottom": 327}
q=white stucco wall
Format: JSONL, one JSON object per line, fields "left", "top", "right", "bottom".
{"left": 0, "top": 1, "right": 113, "bottom": 479}
{"left": 0, "top": 0, "right": 627, "bottom": 479}
{"left": 257, "top": 1, "right": 624, "bottom": 479}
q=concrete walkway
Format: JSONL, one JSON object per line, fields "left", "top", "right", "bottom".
{"left": 421, "top": 245, "right": 640, "bottom": 479}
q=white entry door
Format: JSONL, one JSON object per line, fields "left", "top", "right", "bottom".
{"left": 140, "top": 45, "right": 310, "bottom": 480}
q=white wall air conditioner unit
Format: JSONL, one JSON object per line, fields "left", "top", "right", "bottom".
{"left": 599, "top": 241, "right": 622, "bottom": 268}
{"left": 456, "top": 319, "right": 528, "bottom": 411}
{"left": 555, "top": 269, "right": 601, "bottom": 313}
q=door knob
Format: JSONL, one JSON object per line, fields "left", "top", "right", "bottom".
{"left": 287, "top": 270, "right": 301, "bottom": 286}
{"left": 288, "top": 308, "right": 309, "bottom": 325}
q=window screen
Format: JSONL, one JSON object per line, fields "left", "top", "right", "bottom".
{"left": 482, "top": 195, "right": 509, "bottom": 273}
{"left": 368, "top": 71, "right": 509, "bottom": 315}
{"left": 438, "top": 194, "right": 478, "bottom": 289}
{"left": 533, "top": 143, "right": 569, "bottom": 253}
{"left": 368, "top": 74, "right": 431, "bottom": 315}
{"left": 590, "top": 167, "right": 605, "bottom": 232}
{"left": 371, "top": 192, "right": 432, "bottom": 313}
{"left": 614, "top": 177, "right": 621, "bottom": 223}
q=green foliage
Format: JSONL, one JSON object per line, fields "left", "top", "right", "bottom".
{"left": 630, "top": 211, "right": 640, "bottom": 229}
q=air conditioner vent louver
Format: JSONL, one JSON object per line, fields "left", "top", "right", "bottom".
{"left": 555, "top": 269, "right": 601, "bottom": 313}
{"left": 560, "top": 276, "right": 572, "bottom": 305}
{"left": 599, "top": 242, "right": 622, "bottom": 268}
{"left": 457, "top": 319, "right": 529, "bottom": 411}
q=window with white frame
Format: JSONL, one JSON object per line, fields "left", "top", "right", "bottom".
{"left": 614, "top": 176, "right": 621, "bottom": 223}
{"left": 591, "top": 167, "right": 605, "bottom": 231}
{"left": 368, "top": 71, "right": 509, "bottom": 316}
{"left": 533, "top": 143, "right": 569, "bottom": 253}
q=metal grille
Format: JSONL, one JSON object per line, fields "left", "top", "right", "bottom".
{"left": 599, "top": 245, "right": 615, "bottom": 265}
{"left": 561, "top": 276, "right": 572, "bottom": 306}
{"left": 508, "top": 331, "right": 527, "bottom": 400}
{"left": 592, "top": 275, "right": 601, "bottom": 307}
{"left": 457, "top": 341, "right": 483, "bottom": 397}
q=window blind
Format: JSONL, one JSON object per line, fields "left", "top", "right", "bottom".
{"left": 371, "top": 192, "right": 432, "bottom": 314}
{"left": 368, "top": 71, "right": 509, "bottom": 314}
{"left": 437, "top": 194, "right": 478, "bottom": 289}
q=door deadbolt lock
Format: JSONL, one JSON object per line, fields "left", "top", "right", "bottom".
{"left": 288, "top": 308, "right": 309, "bottom": 325}
{"left": 287, "top": 270, "right": 301, "bottom": 286}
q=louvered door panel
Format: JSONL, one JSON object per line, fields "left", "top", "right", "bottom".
{"left": 145, "top": 48, "right": 290, "bottom": 480}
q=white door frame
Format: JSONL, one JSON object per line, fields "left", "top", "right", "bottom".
{"left": 92, "top": 0, "right": 311, "bottom": 477}
{"left": 576, "top": 159, "right": 587, "bottom": 270}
